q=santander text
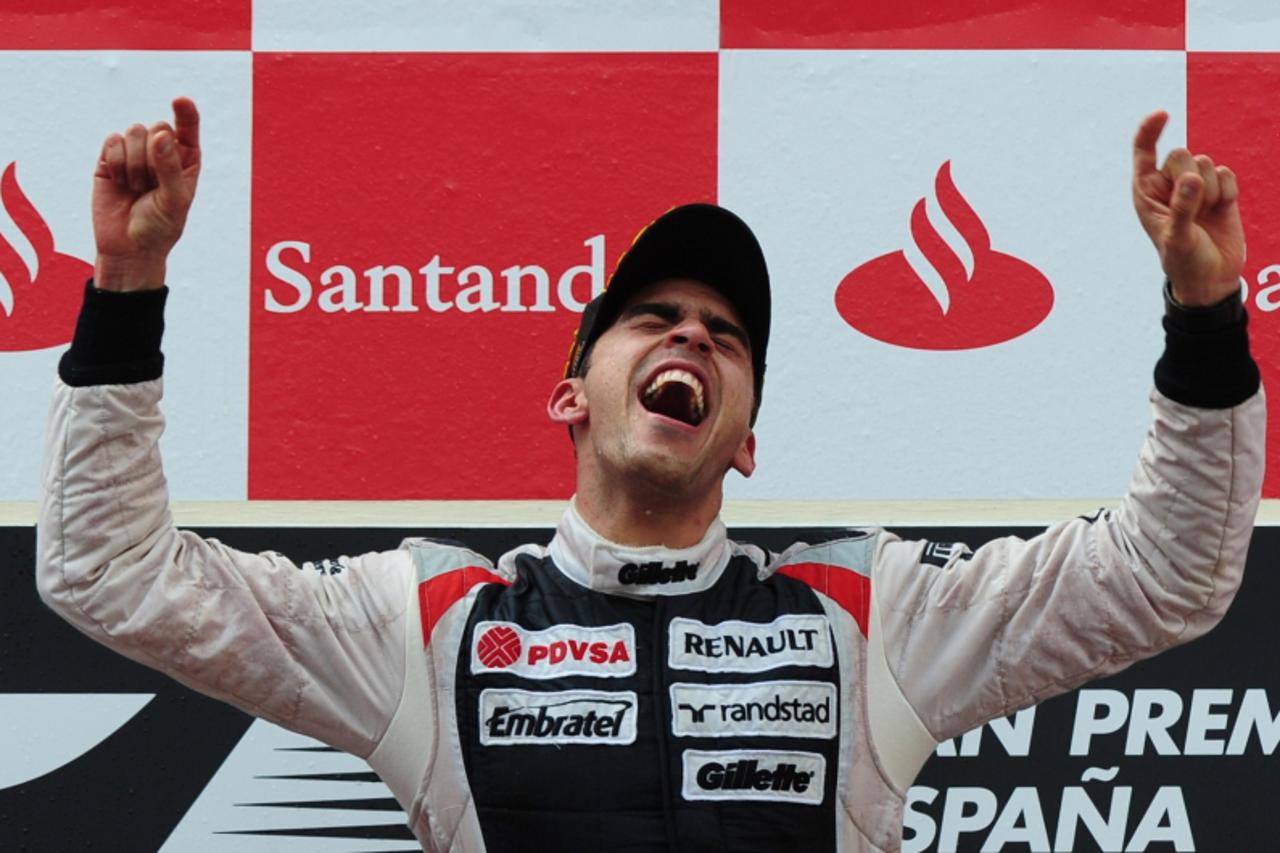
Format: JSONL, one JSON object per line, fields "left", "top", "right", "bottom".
{"left": 263, "top": 235, "right": 605, "bottom": 314}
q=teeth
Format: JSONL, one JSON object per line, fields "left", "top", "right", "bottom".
{"left": 644, "top": 369, "right": 705, "bottom": 419}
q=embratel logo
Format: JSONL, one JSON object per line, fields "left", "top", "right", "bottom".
{"left": 0, "top": 163, "right": 90, "bottom": 351}
{"left": 479, "top": 688, "right": 638, "bottom": 746}
{"left": 681, "top": 749, "right": 826, "bottom": 805}
{"left": 834, "top": 162, "right": 1054, "bottom": 350}
{"left": 670, "top": 681, "right": 837, "bottom": 739}
{"left": 618, "top": 559, "right": 699, "bottom": 586}
{"left": 470, "top": 621, "right": 636, "bottom": 679}
{"left": 668, "top": 615, "right": 833, "bottom": 674}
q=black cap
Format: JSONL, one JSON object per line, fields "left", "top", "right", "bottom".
{"left": 565, "top": 203, "right": 771, "bottom": 422}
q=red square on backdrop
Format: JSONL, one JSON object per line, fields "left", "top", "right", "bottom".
{"left": 0, "top": 0, "right": 249, "bottom": 50}
{"left": 250, "top": 52, "right": 718, "bottom": 499}
{"left": 1190, "top": 53, "right": 1280, "bottom": 499}
{"left": 721, "top": 0, "right": 1182, "bottom": 49}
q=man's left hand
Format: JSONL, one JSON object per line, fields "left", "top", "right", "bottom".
{"left": 1132, "top": 110, "right": 1244, "bottom": 307}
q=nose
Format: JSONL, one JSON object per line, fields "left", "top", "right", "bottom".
{"left": 667, "top": 318, "right": 713, "bottom": 355}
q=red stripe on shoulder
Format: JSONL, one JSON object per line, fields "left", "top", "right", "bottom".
{"left": 418, "top": 566, "right": 510, "bottom": 645}
{"left": 777, "top": 562, "right": 870, "bottom": 638}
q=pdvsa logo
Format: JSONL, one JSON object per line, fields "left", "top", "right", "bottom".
{"left": 835, "top": 162, "right": 1053, "bottom": 350}
{"left": 0, "top": 163, "right": 90, "bottom": 351}
{"left": 470, "top": 621, "right": 635, "bottom": 679}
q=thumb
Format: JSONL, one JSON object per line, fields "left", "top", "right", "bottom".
{"left": 1166, "top": 173, "right": 1204, "bottom": 255}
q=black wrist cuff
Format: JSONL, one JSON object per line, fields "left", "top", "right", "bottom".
{"left": 1162, "top": 280, "right": 1246, "bottom": 331}
{"left": 1154, "top": 282, "right": 1259, "bottom": 409}
{"left": 58, "top": 279, "right": 168, "bottom": 387}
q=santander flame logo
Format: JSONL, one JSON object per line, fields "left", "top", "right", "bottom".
{"left": 0, "top": 163, "right": 90, "bottom": 351}
{"left": 835, "top": 162, "right": 1053, "bottom": 350}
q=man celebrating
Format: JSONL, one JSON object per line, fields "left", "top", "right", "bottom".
{"left": 38, "top": 99, "right": 1262, "bottom": 852}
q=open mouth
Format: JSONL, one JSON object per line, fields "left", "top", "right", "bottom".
{"left": 640, "top": 368, "right": 706, "bottom": 427}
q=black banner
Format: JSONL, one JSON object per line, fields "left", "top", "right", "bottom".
{"left": 2, "top": 524, "right": 1277, "bottom": 851}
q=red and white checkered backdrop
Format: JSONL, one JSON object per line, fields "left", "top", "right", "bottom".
{"left": 1, "top": 1, "right": 1278, "bottom": 503}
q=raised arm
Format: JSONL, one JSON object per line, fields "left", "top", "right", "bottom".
{"left": 36, "top": 100, "right": 421, "bottom": 764}
{"left": 865, "top": 113, "right": 1264, "bottom": 771}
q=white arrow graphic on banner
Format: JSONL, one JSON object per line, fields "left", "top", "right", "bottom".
{"left": 0, "top": 693, "right": 154, "bottom": 789}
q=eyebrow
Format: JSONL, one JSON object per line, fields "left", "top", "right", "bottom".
{"left": 620, "top": 301, "right": 751, "bottom": 352}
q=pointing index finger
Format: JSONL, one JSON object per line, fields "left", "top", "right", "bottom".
{"left": 1133, "top": 110, "right": 1169, "bottom": 178}
{"left": 171, "top": 96, "right": 200, "bottom": 151}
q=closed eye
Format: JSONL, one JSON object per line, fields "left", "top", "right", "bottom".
{"left": 713, "top": 336, "right": 740, "bottom": 354}
{"left": 634, "top": 319, "right": 672, "bottom": 332}
{"left": 706, "top": 317, "right": 750, "bottom": 356}
{"left": 622, "top": 302, "right": 682, "bottom": 327}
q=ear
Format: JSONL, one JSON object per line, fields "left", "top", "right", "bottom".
{"left": 730, "top": 430, "right": 757, "bottom": 478}
{"left": 547, "top": 378, "right": 588, "bottom": 426}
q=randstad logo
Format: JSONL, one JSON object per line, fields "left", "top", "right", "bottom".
{"left": 835, "top": 162, "right": 1053, "bottom": 350}
{"left": 263, "top": 234, "right": 606, "bottom": 315}
{"left": 0, "top": 163, "right": 91, "bottom": 351}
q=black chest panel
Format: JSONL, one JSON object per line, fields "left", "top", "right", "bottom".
{"left": 455, "top": 553, "right": 842, "bottom": 852}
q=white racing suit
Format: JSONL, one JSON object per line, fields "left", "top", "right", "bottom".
{"left": 37, "top": 283, "right": 1264, "bottom": 851}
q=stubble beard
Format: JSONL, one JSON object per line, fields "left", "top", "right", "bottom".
{"left": 599, "top": 434, "right": 715, "bottom": 507}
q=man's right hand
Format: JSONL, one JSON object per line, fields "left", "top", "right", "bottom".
{"left": 92, "top": 97, "right": 201, "bottom": 292}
